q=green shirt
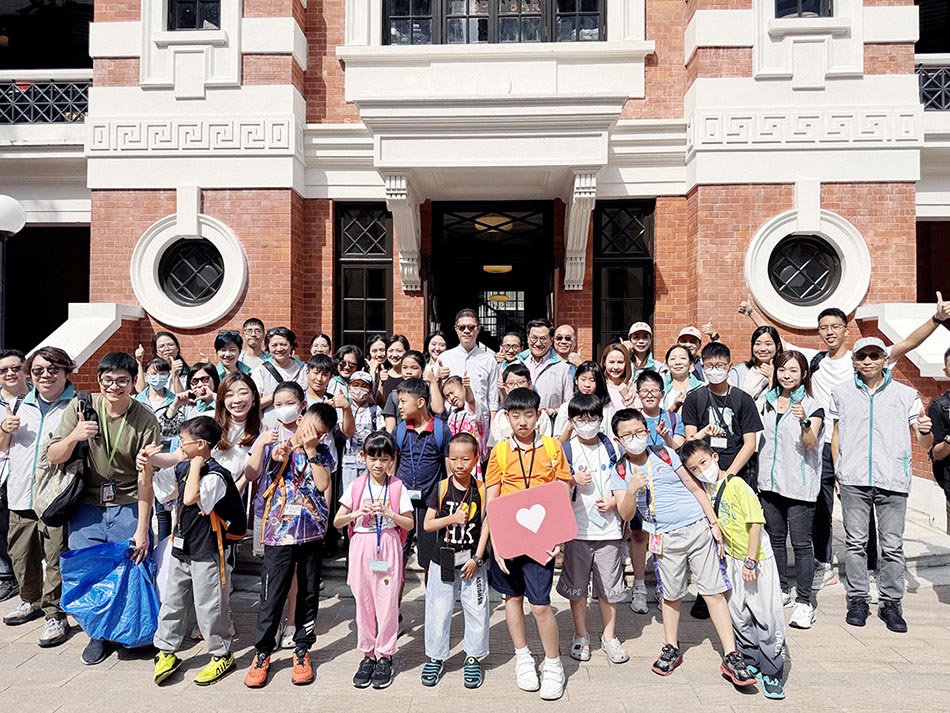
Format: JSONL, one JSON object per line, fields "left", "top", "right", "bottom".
{"left": 49, "top": 394, "right": 160, "bottom": 507}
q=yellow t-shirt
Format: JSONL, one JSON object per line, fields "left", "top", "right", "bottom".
{"left": 709, "top": 476, "right": 768, "bottom": 562}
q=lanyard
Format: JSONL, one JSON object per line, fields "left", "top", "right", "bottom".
{"left": 639, "top": 456, "right": 656, "bottom": 519}
{"left": 516, "top": 442, "right": 537, "bottom": 490}
{"left": 706, "top": 387, "right": 732, "bottom": 431}
{"left": 406, "top": 431, "right": 430, "bottom": 489}
{"left": 577, "top": 443, "right": 606, "bottom": 500}
{"left": 446, "top": 479, "right": 474, "bottom": 543}
{"left": 366, "top": 475, "right": 390, "bottom": 554}
{"left": 97, "top": 401, "right": 128, "bottom": 472}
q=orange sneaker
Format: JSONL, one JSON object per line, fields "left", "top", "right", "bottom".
{"left": 292, "top": 649, "right": 314, "bottom": 686}
{"left": 244, "top": 651, "right": 271, "bottom": 688}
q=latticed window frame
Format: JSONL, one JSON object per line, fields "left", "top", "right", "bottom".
{"left": 767, "top": 234, "right": 842, "bottom": 307}
{"left": 158, "top": 238, "right": 226, "bottom": 306}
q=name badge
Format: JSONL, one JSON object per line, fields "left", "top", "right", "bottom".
{"left": 407, "top": 489, "right": 423, "bottom": 502}
{"left": 648, "top": 532, "right": 664, "bottom": 555}
{"left": 100, "top": 482, "right": 116, "bottom": 504}
{"left": 342, "top": 453, "right": 359, "bottom": 467}
{"left": 454, "top": 548, "right": 472, "bottom": 567}
{"left": 284, "top": 503, "right": 303, "bottom": 517}
{"left": 641, "top": 518, "right": 657, "bottom": 535}
{"left": 709, "top": 436, "right": 728, "bottom": 450}
{"left": 587, "top": 509, "right": 608, "bottom": 529}
{"left": 172, "top": 536, "right": 184, "bottom": 550}
{"left": 369, "top": 559, "right": 390, "bottom": 573}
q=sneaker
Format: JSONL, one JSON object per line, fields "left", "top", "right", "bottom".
{"left": 651, "top": 644, "right": 682, "bottom": 676}
{"left": 244, "top": 651, "right": 271, "bottom": 688}
{"left": 0, "top": 579, "right": 18, "bottom": 603}
{"left": 789, "top": 602, "right": 816, "bottom": 630}
{"left": 869, "top": 571, "right": 880, "bottom": 605}
{"left": 353, "top": 656, "right": 376, "bottom": 688}
{"left": 421, "top": 658, "right": 444, "bottom": 687}
{"left": 720, "top": 651, "right": 755, "bottom": 687}
{"left": 153, "top": 651, "right": 182, "bottom": 685}
{"left": 281, "top": 622, "right": 295, "bottom": 650}
{"left": 600, "top": 637, "right": 629, "bottom": 664}
{"left": 291, "top": 649, "right": 315, "bottom": 686}
{"left": 813, "top": 563, "right": 838, "bottom": 591}
{"left": 3, "top": 599, "right": 41, "bottom": 626}
{"left": 569, "top": 636, "right": 590, "bottom": 662}
{"left": 515, "top": 650, "right": 540, "bottom": 691}
{"left": 761, "top": 674, "right": 786, "bottom": 699}
{"left": 781, "top": 590, "right": 793, "bottom": 608}
{"left": 81, "top": 638, "right": 109, "bottom": 666}
{"left": 878, "top": 601, "right": 908, "bottom": 633}
{"left": 538, "top": 659, "right": 565, "bottom": 701}
{"left": 38, "top": 617, "right": 70, "bottom": 648}
{"left": 371, "top": 656, "right": 394, "bottom": 689}
{"left": 195, "top": 653, "right": 235, "bottom": 686}
{"left": 689, "top": 596, "right": 709, "bottom": 619}
{"left": 845, "top": 597, "right": 870, "bottom": 627}
{"left": 463, "top": 656, "right": 484, "bottom": 689}
{"left": 630, "top": 588, "right": 649, "bottom": 614}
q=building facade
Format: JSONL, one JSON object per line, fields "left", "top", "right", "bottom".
{"left": 1, "top": 1, "right": 949, "bottom": 516}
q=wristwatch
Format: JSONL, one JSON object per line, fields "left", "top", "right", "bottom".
{"left": 473, "top": 555, "right": 484, "bottom": 567}
{"left": 800, "top": 418, "right": 811, "bottom": 430}
{"left": 944, "top": 435, "right": 950, "bottom": 445}
{"left": 743, "top": 557, "right": 759, "bottom": 571}
{"left": 307, "top": 453, "right": 323, "bottom": 464}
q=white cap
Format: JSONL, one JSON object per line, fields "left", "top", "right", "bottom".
{"left": 678, "top": 326, "right": 703, "bottom": 341}
{"left": 853, "top": 337, "right": 887, "bottom": 355}
{"left": 628, "top": 321, "right": 653, "bottom": 336}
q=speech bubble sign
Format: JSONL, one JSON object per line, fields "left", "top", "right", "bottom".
{"left": 487, "top": 481, "right": 578, "bottom": 565}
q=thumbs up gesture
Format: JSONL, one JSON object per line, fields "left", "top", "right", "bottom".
{"left": 1, "top": 405, "right": 20, "bottom": 434}
{"left": 438, "top": 359, "right": 450, "bottom": 382}
{"left": 574, "top": 465, "right": 593, "bottom": 487}
{"left": 134, "top": 343, "right": 145, "bottom": 363}
{"left": 917, "top": 408, "right": 933, "bottom": 436}
{"left": 462, "top": 371, "right": 471, "bottom": 390}
{"left": 738, "top": 298, "right": 753, "bottom": 317}
{"left": 935, "top": 291, "right": 949, "bottom": 323}
{"left": 71, "top": 409, "right": 99, "bottom": 442}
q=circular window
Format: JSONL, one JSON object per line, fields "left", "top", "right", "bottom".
{"left": 157, "top": 238, "right": 225, "bottom": 306}
{"left": 767, "top": 235, "right": 841, "bottom": 307}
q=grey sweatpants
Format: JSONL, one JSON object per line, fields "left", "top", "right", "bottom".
{"left": 154, "top": 553, "right": 233, "bottom": 657}
{"left": 424, "top": 560, "right": 490, "bottom": 661}
{"left": 725, "top": 555, "right": 786, "bottom": 678}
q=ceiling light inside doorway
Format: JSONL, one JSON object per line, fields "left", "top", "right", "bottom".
{"left": 476, "top": 214, "right": 513, "bottom": 233}
{"left": 483, "top": 264, "right": 513, "bottom": 274}
{"left": 488, "top": 293, "right": 510, "bottom": 303}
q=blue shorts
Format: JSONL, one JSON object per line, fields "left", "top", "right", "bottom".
{"left": 627, "top": 511, "right": 643, "bottom": 533}
{"left": 489, "top": 555, "right": 555, "bottom": 606}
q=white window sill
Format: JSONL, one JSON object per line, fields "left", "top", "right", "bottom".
{"left": 337, "top": 40, "right": 655, "bottom": 65}
{"left": 767, "top": 17, "right": 851, "bottom": 38}
{"left": 153, "top": 30, "right": 228, "bottom": 48}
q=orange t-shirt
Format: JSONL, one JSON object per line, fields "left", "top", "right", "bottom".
{"left": 485, "top": 436, "right": 572, "bottom": 498}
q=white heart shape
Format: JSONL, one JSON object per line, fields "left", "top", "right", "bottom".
{"left": 515, "top": 504, "right": 546, "bottom": 534}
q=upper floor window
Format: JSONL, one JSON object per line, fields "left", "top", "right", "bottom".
{"left": 0, "top": 0, "right": 93, "bottom": 69}
{"left": 775, "top": 0, "right": 833, "bottom": 18}
{"left": 168, "top": 0, "right": 221, "bottom": 30}
{"left": 385, "top": 0, "right": 604, "bottom": 45}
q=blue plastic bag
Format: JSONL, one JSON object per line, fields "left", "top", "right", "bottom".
{"left": 61, "top": 541, "right": 160, "bottom": 648}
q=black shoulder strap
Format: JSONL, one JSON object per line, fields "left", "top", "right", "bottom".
{"left": 10, "top": 394, "right": 25, "bottom": 415}
{"left": 713, "top": 475, "right": 734, "bottom": 517}
{"left": 809, "top": 351, "right": 828, "bottom": 374}
{"left": 262, "top": 361, "right": 284, "bottom": 386}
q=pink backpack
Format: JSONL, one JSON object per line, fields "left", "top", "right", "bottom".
{"left": 347, "top": 474, "right": 410, "bottom": 546}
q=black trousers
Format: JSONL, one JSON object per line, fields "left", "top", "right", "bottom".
{"left": 255, "top": 540, "right": 323, "bottom": 654}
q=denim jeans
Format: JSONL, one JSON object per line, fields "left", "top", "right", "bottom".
{"left": 760, "top": 490, "right": 815, "bottom": 604}
{"left": 816, "top": 444, "right": 878, "bottom": 569}
{"left": 0, "top": 482, "right": 14, "bottom": 583}
{"left": 67, "top": 503, "right": 141, "bottom": 551}
{"left": 839, "top": 485, "right": 907, "bottom": 603}
{"left": 424, "top": 560, "right": 490, "bottom": 661}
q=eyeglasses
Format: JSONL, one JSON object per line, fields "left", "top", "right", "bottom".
{"left": 456, "top": 324, "right": 478, "bottom": 333}
{"left": 500, "top": 343, "right": 520, "bottom": 351}
{"left": 818, "top": 324, "right": 847, "bottom": 333}
{"left": 703, "top": 362, "right": 730, "bottom": 370}
{"left": 638, "top": 389, "right": 662, "bottom": 397}
{"left": 505, "top": 380, "right": 529, "bottom": 389}
{"left": 99, "top": 377, "right": 132, "bottom": 389}
{"left": 528, "top": 336, "right": 550, "bottom": 344}
{"left": 179, "top": 439, "right": 207, "bottom": 448}
{"left": 624, "top": 430, "right": 650, "bottom": 439}
{"left": 572, "top": 416, "right": 601, "bottom": 425}
{"left": 854, "top": 352, "right": 885, "bottom": 362}
{"left": 190, "top": 375, "right": 213, "bottom": 385}
{"left": 339, "top": 361, "right": 358, "bottom": 371}
{"left": 243, "top": 327, "right": 264, "bottom": 335}
{"left": 31, "top": 365, "right": 63, "bottom": 377}
{"left": 0, "top": 365, "right": 23, "bottom": 375}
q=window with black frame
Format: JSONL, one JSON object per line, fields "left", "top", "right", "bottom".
{"left": 335, "top": 205, "right": 394, "bottom": 350}
{"left": 775, "top": 0, "right": 833, "bottom": 18}
{"left": 592, "top": 202, "right": 655, "bottom": 354}
{"left": 168, "top": 0, "right": 221, "bottom": 30}
{"left": 385, "top": 0, "right": 604, "bottom": 45}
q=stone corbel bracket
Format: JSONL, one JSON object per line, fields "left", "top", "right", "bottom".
{"left": 384, "top": 173, "right": 422, "bottom": 292}
{"left": 563, "top": 170, "right": 599, "bottom": 290}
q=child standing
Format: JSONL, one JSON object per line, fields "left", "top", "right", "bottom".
{"left": 681, "top": 439, "right": 787, "bottom": 700}
{"left": 421, "top": 433, "right": 491, "bottom": 688}
{"left": 439, "top": 375, "right": 488, "bottom": 476}
{"left": 341, "top": 370, "right": 385, "bottom": 493}
{"left": 556, "top": 394, "right": 629, "bottom": 665}
{"left": 243, "top": 395, "right": 337, "bottom": 688}
{"left": 334, "top": 431, "right": 414, "bottom": 689}
{"left": 150, "top": 416, "right": 244, "bottom": 686}
{"left": 485, "top": 387, "right": 573, "bottom": 701}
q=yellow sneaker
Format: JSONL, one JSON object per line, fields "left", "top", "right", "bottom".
{"left": 153, "top": 651, "right": 182, "bottom": 685}
{"left": 194, "top": 653, "right": 235, "bottom": 686}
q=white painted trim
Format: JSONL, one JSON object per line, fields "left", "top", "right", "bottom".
{"left": 916, "top": 54, "right": 950, "bottom": 66}
{"left": 20, "top": 199, "right": 91, "bottom": 225}
{"left": 767, "top": 17, "right": 852, "bottom": 37}
{"left": 0, "top": 69, "right": 93, "bottom": 81}
{"left": 794, "top": 179, "right": 820, "bottom": 232}
{"left": 241, "top": 17, "right": 308, "bottom": 70}
{"left": 337, "top": 40, "right": 654, "bottom": 63}
{"left": 383, "top": 174, "right": 421, "bottom": 292}
{"left": 563, "top": 170, "right": 598, "bottom": 290}
{"left": 856, "top": 303, "right": 950, "bottom": 381}
{"left": 176, "top": 185, "right": 200, "bottom": 236}
{"left": 863, "top": 6, "right": 919, "bottom": 44}
{"left": 744, "top": 208, "right": 871, "bottom": 329}
{"left": 33, "top": 303, "right": 145, "bottom": 367}
{"left": 129, "top": 213, "right": 248, "bottom": 328}
{"left": 684, "top": 10, "right": 754, "bottom": 63}
{"left": 89, "top": 21, "right": 141, "bottom": 58}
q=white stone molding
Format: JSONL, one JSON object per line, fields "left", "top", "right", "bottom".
{"left": 140, "top": 0, "right": 243, "bottom": 98}
{"left": 563, "top": 170, "right": 598, "bottom": 290}
{"left": 383, "top": 174, "right": 422, "bottom": 292}
{"left": 87, "top": 118, "right": 295, "bottom": 155}
{"left": 32, "top": 303, "right": 145, "bottom": 366}
{"left": 130, "top": 201, "right": 248, "bottom": 328}
{"left": 744, "top": 208, "right": 871, "bottom": 329}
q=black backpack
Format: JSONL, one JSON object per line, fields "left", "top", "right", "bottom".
{"left": 809, "top": 351, "right": 828, "bottom": 374}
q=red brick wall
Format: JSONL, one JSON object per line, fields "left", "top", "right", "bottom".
{"left": 686, "top": 0, "right": 752, "bottom": 23}
{"left": 305, "top": 0, "right": 359, "bottom": 123}
{"left": 864, "top": 44, "right": 915, "bottom": 75}
{"left": 93, "top": 59, "right": 140, "bottom": 87}
{"left": 244, "top": 0, "right": 306, "bottom": 26}
{"left": 686, "top": 48, "right": 753, "bottom": 85}
{"left": 241, "top": 55, "right": 306, "bottom": 94}
{"left": 621, "top": 0, "right": 686, "bottom": 120}
{"left": 653, "top": 196, "right": 693, "bottom": 352}
{"left": 294, "top": 197, "right": 334, "bottom": 338}
{"left": 95, "top": 0, "right": 139, "bottom": 22}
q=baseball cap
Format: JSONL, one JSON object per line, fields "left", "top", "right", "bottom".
{"left": 349, "top": 370, "right": 373, "bottom": 386}
{"left": 628, "top": 321, "right": 653, "bottom": 337}
{"left": 678, "top": 326, "right": 703, "bottom": 342}
{"left": 852, "top": 337, "right": 887, "bottom": 356}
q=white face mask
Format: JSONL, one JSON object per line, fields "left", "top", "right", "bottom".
{"left": 703, "top": 367, "right": 729, "bottom": 385}
{"left": 349, "top": 386, "right": 370, "bottom": 402}
{"left": 573, "top": 420, "right": 602, "bottom": 440}
{"left": 621, "top": 434, "right": 649, "bottom": 456}
{"left": 694, "top": 460, "right": 720, "bottom": 484}
{"left": 146, "top": 374, "right": 169, "bottom": 390}
{"left": 274, "top": 405, "right": 301, "bottom": 425}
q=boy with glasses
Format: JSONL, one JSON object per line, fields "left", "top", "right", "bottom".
{"left": 831, "top": 337, "right": 934, "bottom": 632}
{"left": 0, "top": 349, "right": 27, "bottom": 604}
{"left": 496, "top": 332, "right": 523, "bottom": 371}
{"left": 47, "top": 352, "right": 161, "bottom": 665}
{"left": 240, "top": 318, "right": 267, "bottom": 370}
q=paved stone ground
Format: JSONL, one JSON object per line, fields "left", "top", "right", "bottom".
{"left": 3, "top": 564, "right": 950, "bottom": 713}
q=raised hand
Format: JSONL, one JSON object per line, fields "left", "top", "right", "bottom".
{"left": 791, "top": 402, "right": 806, "bottom": 421}
{"left": 71, "top": 410, "right": 99, "bottom": 442}
{"left": 449, "top": 502, "right": 470, "bottom": 526}
{"left": 1, "top": 405, "right": 20, "bottom": 434}
{"left": 574, "top": 465, "right": 593, "bottom": 486}
{"left": 936, "top": 291, "right": 949, "bottom": 323}
{"left": 134, "top": 343, "right": 145, "bottom": 363}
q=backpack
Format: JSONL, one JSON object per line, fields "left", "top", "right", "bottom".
{"left": 493, "top": 435, "right": 563, "bottom": 474}
{"left": 561, "top": 432, "right": 618, "bottom": 475}
{"left": 713, "top": 474, "right": 736, "bottom": 517}
{"left": 258, "top": 451, "right": 329, "bottom": 547}
{"left": 346, "top": 473, "right": 410, "bottom": 545}
{"left": 809, "top": 351, "right": 828, "bottom": 374}
{"left": 394, "top": 417, "right": 447, "bottom": 455}
{"left": 615, "top": 444, "right": 673, "bottom": 480}
{"left": 205, "top": 466, "right": 248, "bottom": 587}
{"left": 34, "top": 392, "right": 96, "bottom": 527}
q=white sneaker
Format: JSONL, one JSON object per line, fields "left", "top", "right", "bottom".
{"left": 2, "top": 599, "right": 40, "bottom": 625}
{"left": 539, "top": 659, "right": 565, "bottom": 701}
{"left": 781, "top": 590, "right": 793, "bottom": 608}
{"left": 788, "top": 601, "right": 816, "bottom": 630}
{"left": 630, "top": 588, "right": 649, "bottom": 614}
{"left": 813, "top": 563, "right": 839, "bottom": 591}
{"left": 515, "top": 651, "right": 539, "bottom": 691}
{"left": 38, "top": 618, "right": 70, "bottom": 647}
{"left": 281, "top": 622, "right": 295, "bottom": 650}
